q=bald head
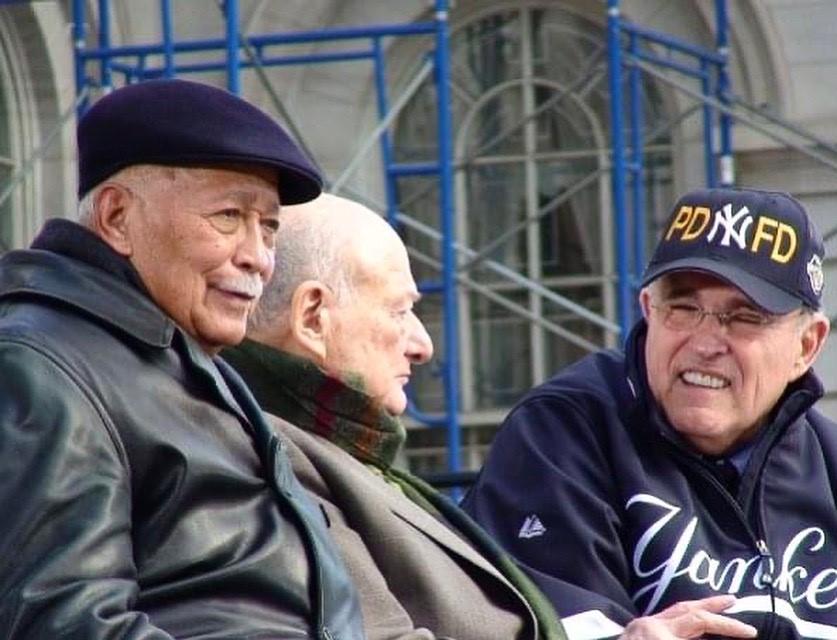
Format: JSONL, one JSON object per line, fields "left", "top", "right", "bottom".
{"left": 247, "top": 193, "right": 433, "bottom": 415}
{"left": 250, "top": 193, "right": 408, "bottom": 332}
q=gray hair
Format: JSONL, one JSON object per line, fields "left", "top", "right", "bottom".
{"left": 74, "top": 164, "right": 177, "bottom": 227}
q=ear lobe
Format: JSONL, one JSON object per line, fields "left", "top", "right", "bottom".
{"left": 290, "top": 281, "right": 332, "bottom": 363}
{"left": 90, "top": 184, "right": 134, "bottom": 257}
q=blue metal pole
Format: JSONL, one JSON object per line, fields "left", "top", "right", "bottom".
{"left": 97, "top": 0, "right": 112, "bottom": 91}
{"left": 622, "top": 22, "right": 726, "bottom": 62}
{"left": 72, "top": 0, "right": 88, "bottom": 115}
{"left": 160, "top": 0, "right": 175, "bottom": 79}
{"left": 77, "top": 22, "right": 438, "bottom": 62}
{"left": 628, "top": 30, "right": 645, "bottom": 291}
{"left": 224, "top": 0, "right": 241, "bottom": 94}
{"left": 372, "top": 37, "right": 399, "bottom": 228}
{"left": 606, "top": 0, "right": 631, "bottom": 338}
{"left": 434, "top": 0, "right": 461, "bottom": 474}
{"left": 701, "top": 58, "right": 717, "bottom": 186}
{"left": 716, "top": 0, "right": 734, "bottom": 186}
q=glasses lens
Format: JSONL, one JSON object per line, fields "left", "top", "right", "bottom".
{"left": 664, "top": 303, "right": 701, "bottom": 330}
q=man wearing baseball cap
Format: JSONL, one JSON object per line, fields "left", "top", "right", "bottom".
{"left": 464, "top": 187, "right": 833, "bottom": 640}
{"left": 0, "top": 80, "right": 365, "bottom": 638}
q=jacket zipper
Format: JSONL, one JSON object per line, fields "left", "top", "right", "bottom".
{"left": 664, "top": 442, "right": 778, "bottom": 638}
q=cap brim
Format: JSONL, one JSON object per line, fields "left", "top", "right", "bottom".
{"left": 641, "top": 258, "right": 803, "bottom": 314}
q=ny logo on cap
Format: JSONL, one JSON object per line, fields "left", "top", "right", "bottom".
{"left": 665, "top": 203, "right": 798, "bottom": 264}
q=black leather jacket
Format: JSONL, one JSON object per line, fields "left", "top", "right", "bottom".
{"left": 0, "top": 220, "right": 365, "bottom": 639}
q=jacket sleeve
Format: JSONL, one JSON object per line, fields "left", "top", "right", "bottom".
{"left": 0, "top": 340, "right": 174, "bottom": 639}
{"left": 461, "top": 394, "right": 637, "bottom": 640}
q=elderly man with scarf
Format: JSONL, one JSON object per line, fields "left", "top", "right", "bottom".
{"left": 222, "top": 193, "right": 565, "bottom": 640}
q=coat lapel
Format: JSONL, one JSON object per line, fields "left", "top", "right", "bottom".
{"left": 334, "top": 442, "right": 513, "bottom": 586}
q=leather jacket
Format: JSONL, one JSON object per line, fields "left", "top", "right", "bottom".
{"left": 0, "top": 220, "right": 365, "bottom": 639}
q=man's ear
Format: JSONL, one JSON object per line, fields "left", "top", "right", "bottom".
{"left": 89, "top": 183, "right": 134, "bottom": 257}
{"left": 289, "top": 280, "right": 334, "bottom": 363}
{"left": 791, "top": 313, "right": 830, "bottom": 381}
{"left": 638, "top": 287, "right": 653, "bottom": 320}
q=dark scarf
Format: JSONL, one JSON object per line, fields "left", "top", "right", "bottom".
{"left": 223, "top": 339, "right": 567, "bottom": 640}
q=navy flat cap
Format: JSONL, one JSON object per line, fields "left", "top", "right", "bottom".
{"left": 77, "top": 79, "right": 322, "bottom": 204}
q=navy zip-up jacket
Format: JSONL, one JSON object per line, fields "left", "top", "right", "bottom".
{"left": 463, "top": 321, "right": 837, "bottom": 640}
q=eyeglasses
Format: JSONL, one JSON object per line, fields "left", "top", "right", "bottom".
{"left": 650, "top": 301, "right": 783, "bottom": 337}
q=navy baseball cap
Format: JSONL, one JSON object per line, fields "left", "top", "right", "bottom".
{"left": 77, "top": 79, "right": 322, "bottom": 204}
{"left": 641, "top": 187, "right": 825, "bottom": 313}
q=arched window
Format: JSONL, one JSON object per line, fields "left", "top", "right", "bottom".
{"left": 0, "top": 4, "right": 70, "bottom": 253}
{"left": 395, "top": 3, "right": 674, "bottom": 421}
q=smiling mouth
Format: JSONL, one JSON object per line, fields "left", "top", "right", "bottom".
{"left": 681, "top": 370, "right": 730, "bottom": 389}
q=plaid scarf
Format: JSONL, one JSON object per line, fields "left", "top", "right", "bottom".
{"left": 223, "top": 339, "right": 405, "bottom": 467}
{"left": 223, "top": 339, "right": 566, "bottom": 640}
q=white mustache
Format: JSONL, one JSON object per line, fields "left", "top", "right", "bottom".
{"left": 220, "top": 276, "right": 263, "bottom": 299}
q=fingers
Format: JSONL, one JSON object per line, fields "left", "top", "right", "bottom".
{"left": 620, "top": 596, "right": 758, "bottom": 640}
{"left": 655, "top": 595, "right": 739, "bottom": 619}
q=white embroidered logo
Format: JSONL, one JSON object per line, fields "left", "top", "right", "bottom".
{"left": 706, "top": 203, "right": 753, "bottom": 249}
{"left": 808, "top": 254, "right": 825, "bottom": 296}
{"left": 626, "top": 493, "right": 837, "bottom": 616}
{"left": 519, "top": 514, "right": 547, "bottom": 539}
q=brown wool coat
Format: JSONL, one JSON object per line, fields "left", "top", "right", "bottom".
{"left": 268, "top": 414, "right": 539, "bottom": 640}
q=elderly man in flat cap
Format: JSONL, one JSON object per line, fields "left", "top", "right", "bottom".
{"left": 0, "top": 80, "right": 365, "bottom": 639}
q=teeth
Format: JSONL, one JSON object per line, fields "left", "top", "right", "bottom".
{"left": 682, "top": 370, "right": 729, "bottom": 389}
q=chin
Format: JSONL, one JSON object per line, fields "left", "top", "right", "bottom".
{"left": 197, "top": 328, "right": 247, "bottom": 353}
{"left": 671, "top": 413, "right": 732, "bottom": 441}
{"left": 383, "top": 395, "right": 408, "bottom": 417}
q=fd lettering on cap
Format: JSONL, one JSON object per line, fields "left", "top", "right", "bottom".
{"left": 643, "top": 187, "right": 824, "bottom": 314}
{"left": 665, "top": 202, "right": 798, "bottom": 265}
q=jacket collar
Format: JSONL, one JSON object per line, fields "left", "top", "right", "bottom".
{"left": 0, "top": 219, "right": 175, "bottom": 348}
{"left": 624, "top": 318, "right": 824, "bottom": 450}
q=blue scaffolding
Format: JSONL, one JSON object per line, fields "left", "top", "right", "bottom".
{"left": 72, "top": 0, "right": 734, "bottom": 474}
{"left": 606, "top": 0, "right": 733, "bottom": 333}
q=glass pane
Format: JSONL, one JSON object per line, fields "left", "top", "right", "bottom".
{"left": 533, "top": 82, "right": 598, "bottom": 153}
{"left": 465, "top": 162, "right": 526, "bottom": 276}
{"left": 470, "top": 290, "right": 532, "bottom": 408}
{"left": 543, "top": 283, "right": 607, "bottom": 370}
{"left": 466, "top": 87, "right": 526, "bottom": 157}
{"left": 454, "top": 11, "right": 522, "bottom": 97}
{"left": 537, "top": 158, "right": 601, "bottom": 277}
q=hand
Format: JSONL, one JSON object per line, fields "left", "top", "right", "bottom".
{"left": 620, "top": 595, "right": 758, "bottom": 640}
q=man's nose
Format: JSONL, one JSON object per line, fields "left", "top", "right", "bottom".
{"left": 406, "top": 312, "right": 434, "bottom": 365}
{"left": 234, "top": 218, "right": 274, "bottom": 277}
{"left": 688, "top": 316, "right": 731, "bottom": 357}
